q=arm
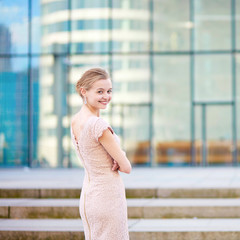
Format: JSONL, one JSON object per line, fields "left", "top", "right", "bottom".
{"left": 112, "top": 160, "right": 120, "bottom": 171}
{"left": 99, "top": 129, "right": 132, "bottom": 174}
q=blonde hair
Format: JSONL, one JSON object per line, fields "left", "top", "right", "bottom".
{"left": 76, "top": 68, "right": 110, "bottom": 98}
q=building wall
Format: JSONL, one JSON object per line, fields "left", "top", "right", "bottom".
{"left": 0, "top": 0, "right": 239, "bottom": 167}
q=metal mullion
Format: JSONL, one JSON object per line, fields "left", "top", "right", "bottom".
{"left": 190, "top": 0, "right": 195, "bottom": 166}
{"left": 0, "top": 54, "right": 30, "bottom": 58}
{"left": 202, "top": 104, "right": 207, "bottom": 166}
{"left": 67, "top": 0, "right": 72, "bottom": 168}
{"left": 27, "top": 0, "right": 33, "bottom": 167}
{"left": 44, "top": 49, "right": 240, "bottom": 55}
{"left": 67, "top": 0, "right": 72, "bottom": 54}
{"left": 194, "top": 101, "right": 234, "bottom": 106}
{"left": 149, "top": 0, "right": 154, "bottom": 167}
{"left": 1, "top": 50, "right": 240, "bottom": 58}
{"left": 231, "top": 0, "right": 238, "bottom": 165}
{"left": 122, "top": 104, "right": 126, "bottom": 154}
{"left": 108, "top": 0, "right": 113, "bottom": 124}
{"left": 108, "top": 0, "right": 113, "bottom": 59}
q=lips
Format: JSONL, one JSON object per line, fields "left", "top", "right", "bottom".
{"left": 99, "top": 101, "right": 109, "bottom": 105}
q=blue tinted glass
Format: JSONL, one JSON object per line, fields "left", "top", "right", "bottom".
{"left": 42, "top": 21, "right": 69, "bottom": 35}
{"left": 42, "top": 0, "right": 68, "bottom": 15}
{"left": 0, "top": 58, "right": 28, "bottom": 166}
{"left": 113, "top": 0, "right": 148, "bottom": 9}
{"left": 31, "top": 57, "right": 40, "bottom": 166}
{"left": 0, "top": 0, "right": 28, "bottom": 54}
{"left": 71, "top": 42, "right": 108, "bottom": 53}
{"left": 31, "top": 0, "right": 41, "bottom": 53}
{"left": 237, "top": 0, "right": 240, "bottom": 49}
{"left": 72, "top": 0, "right": 108, "bottom": 8}
{"left": 72, "top": 20, "right": 108, "bottom": 30}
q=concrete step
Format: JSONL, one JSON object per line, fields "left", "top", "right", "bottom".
{"left": 1, "top": 187, "right": 240, "bottom": 198}
{"left": 1, "top": 218, "right": 240, "bottom": 240}
{"left": 1, "top": 198, "right": 240, "bottom": 219}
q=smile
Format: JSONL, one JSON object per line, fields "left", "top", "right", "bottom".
{"left": 99, "top": 101, "right": 109, "bottom": 105}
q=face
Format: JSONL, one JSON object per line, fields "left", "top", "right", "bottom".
{"left": 83, "top": 78, "right": 112, "bottom": 110}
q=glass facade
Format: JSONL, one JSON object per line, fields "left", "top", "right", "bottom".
{"left": 0, "top": 0, "right": 239, "bottom": 167}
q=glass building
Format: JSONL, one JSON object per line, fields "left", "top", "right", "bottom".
{"left": 0, "top": 0, "right": 239, "bottom": 168}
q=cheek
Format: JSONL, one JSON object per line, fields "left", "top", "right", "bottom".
{"left": 90, "top": 93, "right": 99, "bottom": 99}
{"left": 107, "top": 93, "right": 112, "bottom": 101}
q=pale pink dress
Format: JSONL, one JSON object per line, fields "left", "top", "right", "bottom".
{"left": 70, "top": 116, "right": 129, "bottom": 240}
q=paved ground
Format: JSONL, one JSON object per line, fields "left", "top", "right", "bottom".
{"left": 0, "top": 166, "right": 240, "bottom": 189}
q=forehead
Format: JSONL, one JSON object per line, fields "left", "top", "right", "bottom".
{"left": 92, "top": 78, "right": 112, "bottom": 89}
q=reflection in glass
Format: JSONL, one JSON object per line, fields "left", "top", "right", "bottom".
{"left": 0, "top": 58, "right": 28, "bottom": 166}
{"left": 112, "top": 55, "right": 150, "bottom": 104}
{"left": 112, "top": 0, "right": 150, "bottom": 52}
{"left": 113, "top": 0, "right": 148, "bottom": 9}
{"left": 72, "top": 0, "right": 108, "bottom": 9}
{"left": 195, "top": 55, "right": 231, "bottom": 101}
{"left": 237, "top": 54, "right": 240, "bottom": 163}
{"left": 0, "top": 0, "right": 28, "bottom": 54}
{"left": 207, "top": 106, "right": 232, "bottom": 165}
{"left": 123, "top": 106, "right": 150, "bottom": 164}
{"left": 31, "top": 0, "right": 41, "bottom": 53}
{"left": 70, "top": 9, "right": 110, "bottom": 53}
{"left": 153, "top": 0, "right": 190, "bottom": 51}
{"left": 194, "top": 106, "right": 203, "bottom": 164}
{"left": 37, "top": 55, "right": 70, "bottom": 167}
{"left": 194, "top": 0, "right": 231, "bottom": 50}
{"left": 31, "top": 58, "right": 40, "bottom": 167}
{"left": 237, "top": 0, "right": 240, "bottom": 50}
{"left": 42, "top": 0, "right": 68, "bottom": 15}
{"left": 41, "top": 0, "right": 70, "bottom": 54}
{"left": 153, "top": 56, "right": 190, "bottom": 165}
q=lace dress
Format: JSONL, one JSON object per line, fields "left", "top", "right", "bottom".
{"left": 70, "top": 116, "right": 129, "bottom": 240}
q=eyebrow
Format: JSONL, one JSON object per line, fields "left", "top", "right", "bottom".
{"left": 97, "top": 88, "right": 112, "bottom": 90}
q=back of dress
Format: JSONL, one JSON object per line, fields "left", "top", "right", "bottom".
{"left": 70, "top": 116, "right": 129, "bottom": 240}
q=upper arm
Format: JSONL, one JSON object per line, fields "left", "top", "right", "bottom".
{"left": 99, "top": 129, "right": 131, "bottom": 174}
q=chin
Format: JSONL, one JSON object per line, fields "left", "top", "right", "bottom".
{"left": 100, "top": 105, "right": 108, "bottom": 109}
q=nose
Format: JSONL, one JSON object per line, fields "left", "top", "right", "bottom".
{"left": 102, "top": 93, "right": 109, "bottom": 99}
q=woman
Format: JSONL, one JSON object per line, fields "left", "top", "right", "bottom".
{"left": 70, "top": 67, "right": 131, "bottom": 240}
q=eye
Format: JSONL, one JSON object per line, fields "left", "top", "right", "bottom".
{"left": 107, "top": 89, "right": 112, "bottom": 93}
{"left": 97, "top": 90, "right": 103, "bottom": 94}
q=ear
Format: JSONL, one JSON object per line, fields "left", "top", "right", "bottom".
{"left": 80, "top": 87, "right": 86, "bottom": 96}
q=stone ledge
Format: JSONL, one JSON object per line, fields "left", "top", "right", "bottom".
{"left": 0, "top": 189, "right": 81, "bottom": 199}
{"left": 1, "top": 219, "right": 240, "bottom": 240}
{"left": 1, "top": 188, "right": 240, "bottom": 199}
{"left": 1, "top": 231, "right": 240, "bottom": 240}
{"left": 2, "top": 198, "right": 240, "bottom": 219}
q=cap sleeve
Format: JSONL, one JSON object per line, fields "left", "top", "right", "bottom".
{"left": 93, "top": 117, "right": 113, "bottom": 142}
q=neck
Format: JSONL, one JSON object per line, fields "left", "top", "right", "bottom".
{"left": 82, "top": 104, "right": 100, "bottom": 117}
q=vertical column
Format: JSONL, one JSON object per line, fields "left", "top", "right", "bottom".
{"left": 67, "top": 0, "right": 72, "bottom": 54}
{"left": 201, "top": 104, "right": 207, "bottom": 166}
{"left": 54, "top": 55, "right": 65, "bottom": 167}
{"left": 108, "top": 0, "right": 113, "bottom": 124}
{"left": 67, "top": 0, "right": 72, "bottom": 167}
{"left": 149, "top": 0, "right": 154, "bottom": 166}
{"left": 27, "top": 0, "right": 33, "bottom": 167}
{"left": 190, "top": 0, "right": 196, "bottom": 165}
{"left": 231, "top": 0, "right": 237, "bottom": 165}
